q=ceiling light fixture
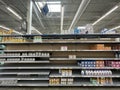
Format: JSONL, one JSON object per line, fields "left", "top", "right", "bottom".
{"left": 35, "top": 2, "right": 42, "bottom": 12}
{"left": 47, "top": 1, "right": 61, "bottom": 4}
{"left": 92, "top": 5, "right": 119, "bottom": 26}
{"left": 0, "top": 25, "right": 11, "bottom": 30}
{"left": 111, "top": 25, "right": 120, "bottom": 30}
{"left": 61, "top": 5, "right": 64, "bottom": 34}
{"left": 13, "top": 30, "right": 23, "bottom": 35}
{"left": 6, "top": 7, "right": 22, "bottom": 20}
{"left": 0, "top": 25, "right": 23, "bottom": 35}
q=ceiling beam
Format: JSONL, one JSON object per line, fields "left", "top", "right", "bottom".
{"left": 26, "top": 0, "right": 33, "bottom": 34}
{"left": 32, "top": 0, "right": 45, "bottom": 29}
{"left": 60, "top": 5, "right": 64, "bottom": 34}
{"left": 31, "top": 26, "right": 42, "bottom": 34}
{"left": 68, "top": 0, "right": 91, "bottom": 31}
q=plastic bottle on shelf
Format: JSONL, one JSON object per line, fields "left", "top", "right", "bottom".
{"left": 96, "top": 70, "right": 99, "bottom": 76}
{"left": 89, "top": 70, "right": 92, "bottom": 76}
{"left": 115, "top": 53, "right": 119, "bottom": 58}
{"left": 109, "top": 78, "right": 113, "bottom": 84}
{"left": 94, "top": 70, "right": 96, "bottom": 76}
{"left": 81, "top": 70, "right": 84, "bottom": 75}
{"left": 109, "top": 70, "right": 112, "bottom": 75}
{"left": 99, "top": 70, "right": 101, "bottom": 76}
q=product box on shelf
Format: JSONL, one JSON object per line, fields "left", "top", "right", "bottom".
{"left": 60, "top": 69, "right": 72, "bottom": 76}
{"left": 81, "top": 70, "right": 112, "bottom": 76}
{"left": 61, "top": 78, "right": 73, "bottom": 85}
{"left": 90, "top": 77, "right": 113, "bottom": 85}
{"left": 33, "top": 36, "right": 42, "bottom": 43}
{"left": 49, "top": 78, "right": 60, "bottom": 85}
{"left": 90, "top": 44, "right": 105, "bottom": 50}
{"left": 61, "top": 46, "right": 68, "bottom": 51}
{"left": 104, "top": 46, "right": 111, "bottom": 50}
{"left": 68, "top": 55, "right": 76, "bottom": 59}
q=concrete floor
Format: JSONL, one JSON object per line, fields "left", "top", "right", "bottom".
{"left": 0, "top": 87, "right": 119, "bottom": 90}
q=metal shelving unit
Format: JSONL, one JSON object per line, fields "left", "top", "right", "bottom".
{"left": 0, "top": 34, "right": 120, "bottom": 87}
{"left": 50, "top": 58, "right": 120, "bottom": 60}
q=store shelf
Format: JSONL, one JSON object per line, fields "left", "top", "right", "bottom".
{"left": 49, "top": 84, "right": 119, "bottom": 87}
{"left": 0, "top": 65, "right": 119, "bottom": 70}
{"left": 1, "top": 34, "right": 120, "bottom": 87}
{"left": 0, "top": 83, "right": 49, "bottom": 86}
{"left": 0, "top": 61, "right": 49, "bottom": 63}
{"left": 1, "top": 34, "right": 120, "bottom": 38}
{"left": 49, "top": 81, "right": 115, "bottom": 86}
{"left": 0, "top": 56, "right": 49, "bottom": 58}
{"left": 0, "top": 72, "right": 49, "bottom": 75}
{"left": 50, "top": 58, "right": 120, "bottom": 61}
{"left": 50, "top": 73, "right": 120, "bottom": 78}
{"left": 1, "top": 50, "right": 120, "bottom": 53}
{"left": 1, "top": 41, "right": 120, "bottom": 44}
{"left": 0, "top": 70, "right": 50, "bottom": 75}
{"left": 0, "top": 78, "right": 49, "bottom": 80}
{"left": 17, "top": 83, "right": 48, "bottom": 86}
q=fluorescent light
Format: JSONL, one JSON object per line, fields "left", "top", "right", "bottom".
{"left": 35, "top": 2, "right": 42, "bottom": 12}
{"left": 0, "top": 25, "right": 23, "bottom": 35}
{"left": 111, "top": 25, "right": 120, "bottom": 30}
{"left": 7, "top": 7, "right": 22, "bottom": 20}
{"left": 61, "top": 6, "right": 64, "bottom": 34}
{"left": 37, "top": 2, "right": 44, "bottom": 8}
{"left": 48, "top": 4, "right": 61, "bottom": 12}
{"left": 47, "top": 1, "right": 61, "bottom": 4}
{"left": 0, "top": 25, "right": 11, "bottom": 30}
{"left": 92, "top": 5, "right": 119, "bottom": 26}
{"left": 13, "top": 30, "right": 23, "bottom": 35}
{"left": 32, "top": 26, "right": 42, "bottom": 34}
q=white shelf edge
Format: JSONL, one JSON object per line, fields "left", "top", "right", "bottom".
{"left": 0, "top": 61, "right": 49, "bottom": 63}
{"left": 0, "top": 78, "right": 49, "bottom": 80}
{"left": 0, "top": 66, "right": 120, "bottom": 69}
{"left": 50, "top": 58, "right": 120, "bottom": 60}
{"left": 49, "top": 75, "right": 120, "bottom": 78}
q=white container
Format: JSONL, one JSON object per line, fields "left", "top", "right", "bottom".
{"left": 61, "top": 46, "right": 68, "bottom": 51}
{"left": 115, "top": 38, "right": 120, "bottom": 42}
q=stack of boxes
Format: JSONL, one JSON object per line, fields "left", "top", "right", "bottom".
{"left": 79, "top": 60, "right": 120, "bottom": 68}
{"left": 90, "top": 44, "right": 105, "bottom": 50}
{"left": 49, "top": 78, "right": 60, "bottom": 85}
{"left": 81, "top": 70, "right": 112, "bottom": 76}
{"left": 49, "top": 78, "right": 73, "bottom": 85}
{"left": 59, "top": 69, "right": 72, "bottom": 76}
{"left": 90, "top": 77, "right": 113, "bottom": 85}
{"left": 112, "top": 44, "right": 120, "bottom": 50}
{"left": 90, "top": 44, "right": 111, "bottom": 50}
{"left": 96, "top": 61, "right": 104, "bottom": 67}
{"left": 78, "top": 60, "right": 104, "bottom": 67}
{"left": 78, "top": 60, "right": 96, "bottom": 67}
{"left": 105, "top": 61, "right": 120, "bottom": 68}
{"left": 61, "top": 78, "right": 73, "bottom": 85}
{"left": 2, "top": 37, "right": 26, "bottom": 43}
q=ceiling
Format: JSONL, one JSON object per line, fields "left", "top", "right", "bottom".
{"left": 0, "top": 0, "right": 120, "bottom": 34}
